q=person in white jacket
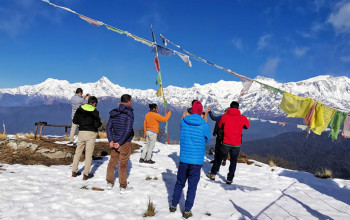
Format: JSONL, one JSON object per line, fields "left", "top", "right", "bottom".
{"left": 68, "top": 88, "right": 89, "bottom": 144}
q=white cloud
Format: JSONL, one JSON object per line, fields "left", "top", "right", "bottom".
{"left": 231, "top": 38, "right": 243, "bottom": 50}
{"left": 259, "top": 57, "right": 280, "bottom": 76}
{"left": 328, "top": 2, "right": 350, "bottom": 34}
{"left": 341, "top": 56, "right": 350, "bottom": 62}
{"left": 0, "top": 0, "right": 63, "bottom": 36}
{"left": 257, "top": 34, "right": 272, "bottom": 51}
{"left": 294, "top": 47, "right": 309, "bottom": 57}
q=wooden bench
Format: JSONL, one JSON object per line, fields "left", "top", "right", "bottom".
{"left": 34, "top": 122, "right": 71, "bottom": 139}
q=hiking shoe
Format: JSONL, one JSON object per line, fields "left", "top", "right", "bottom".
{"left": 222, "top": 160, "right": 226, "bottom": 166}
{"left": 226, "top": 180, "right": 232, "bottom": 185}
{"left": 82, "top": 173, "right": 94, "bottom": 180}
{"left": 106, "top": 183, "right": 114, "bottom": 190}
{"left": 139, "top": 158, "right": 145, "bottom": 163}
{"left": 145, "top": 159, "right": 155, "bottom": 164}
{"left": 120, "top": 186, "right": 133, "bottom": 194}
{"left": 183, "top": 211, "right": 193, "bottom": 219}
{"left": 72, "top": 171, "right": 81, "bottom": 177}
{"left": 169, "top": 205, "right": 177, "bottom": 213}
{"left": 206, "top": 173, "right": 215, "bottom": 180}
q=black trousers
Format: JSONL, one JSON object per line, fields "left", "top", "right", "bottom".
{"left": 211, "top": 145, "right": 240, "bottom": 181}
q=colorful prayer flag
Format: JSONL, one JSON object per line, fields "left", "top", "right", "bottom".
{"left": 328, "top": 111, "right": 347, "bottom": 141}
{"left": 105, "top": 24, "right": 123, "bottom": 34}
{"left": 154, "top": 57, "right": 160, "bottom": 72}
{"left": 240, "top": 77, "right": 254, "bottom": 96}
{"left": 78, "top": 14, "right": 103, "bottom": 26}
{"left": 156, "top": 84, "right": 164, "bottom": 97}
{"left": 151, "top": 45, "right": 174, "bottom": 56}
{"left": 156, "top": 71, "right": 162, "bottom": 85}
{"left": 175, "top": 52, "right": 192, "bottom": 67}
{"left": 160, "top": 34, "right": 167, "bottom": 46}
{"left": 312, "top": 105, "right": 336, "bottom": 135}
{"left": 280, "top": 92, "right": 314, "bottom": 118}
{"left": 342, "top": 114, "right": 350, "bottom": 138}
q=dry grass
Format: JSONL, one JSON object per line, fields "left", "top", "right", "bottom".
{"left": 97, "top": 131, "right": 107, "bottom": 139}
{"left": 132, "top": 136, "right": 146, "bottom": 142}
{"left": 15, "top": 133, "right": 37, "bottom": 140}
{"left": 237, "top": 152, "right": 254, "bottom": 165}
{"left": 249, "top": 154, "right": 296, "bottom": 170}
{"left": 92, "top": 187, "right": 104, "bottom": 191}
{"left": 24, "top": 133, "right": 35, "bottom": 139}
{"left": 153, "top": 177, "right": 158, "bottom": 180}
{"left": 143, "top": 198, "right": 156, "bottom": 217}
{"left": 315, "top": 168, "right": 333, "bottom": 179}
{"left": 269, "top": 160, "right": 276, "bottom": 167}
{"left": 0, "top": 132, "right": 6, "bottom": 141}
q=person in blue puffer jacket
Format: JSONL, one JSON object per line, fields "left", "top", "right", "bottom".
{"left": 170, "top": 101, "right": 210, "bottom": 219}
{"left": 106, "top": 94, "right": 135, "bottom": 194}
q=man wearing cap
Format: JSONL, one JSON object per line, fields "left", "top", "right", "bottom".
{"left": 170, "top": 101, "right": 210, "bottom": 219}
{"left": 68, "top": 88, "right": 90, "bottom": 145}
{"left": 140, "top": 102, "right": 171, "bottom": 164}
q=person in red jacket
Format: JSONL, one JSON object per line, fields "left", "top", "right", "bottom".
{"left": 206, "top": 101, "right": 250, "bottom": 184}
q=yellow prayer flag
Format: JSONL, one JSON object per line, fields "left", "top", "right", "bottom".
{"left": 312, "top": 105, "right": 336, "bottom": 135}
{"left": 309, "top": 101, "right": 324, "bottom": 130}
{"left": 156, "top": 84, "right": 163, "bottom": 97}
{"left": 279, "top": 92, "right": 314, "bottom": 118}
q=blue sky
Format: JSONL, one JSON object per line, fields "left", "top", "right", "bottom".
{"left": 1, "top": 0, "right": 350, "bottom": 89}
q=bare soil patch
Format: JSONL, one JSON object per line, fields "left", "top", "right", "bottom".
{"left": 0, "top": 138, "right": 142, "bottom": 166}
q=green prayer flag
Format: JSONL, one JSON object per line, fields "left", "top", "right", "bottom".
{"left": 105, "top": 24, "right": 124, "bottom": 34}
{"left": 328, "top": 111, "right": 347, "bottom": 141}
{"left": 156, "top": 71, "right": 162, "bottom": 85}
{"left": 163, "top": 100, "right": 167, "bottom": 109}
{"left": 255, "top": 80, "right": 284, "bottom": 94}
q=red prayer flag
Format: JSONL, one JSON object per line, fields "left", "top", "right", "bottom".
{"left": 154, "top": 56, "right": 160, "bottom": 72}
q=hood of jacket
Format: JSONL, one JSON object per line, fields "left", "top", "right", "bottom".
{"left": 227, "top": 108, "right": 241, "bottom": 116}
{"left": 75, "top": 104, "right": 98, "bottom": 119}
{"left": 183, "top": 114, "right": 206, "bottom": 126}
{"left": 109, "top": 104, "right": 134, "bottom": 118}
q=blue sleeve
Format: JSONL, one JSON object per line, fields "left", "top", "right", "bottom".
{"left": 203, "top": 123, "right": 211, "bottom": 144}
{"left": 118, "top": 114, "right": 134, "bottom": 146}
{"left": 106, "top": 118, "right": 113, "bottom": 143}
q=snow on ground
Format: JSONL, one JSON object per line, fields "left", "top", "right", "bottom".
{"left": 1, "top": 141, "right": 350, "bottom": 219}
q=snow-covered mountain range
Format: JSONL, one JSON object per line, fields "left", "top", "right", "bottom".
{"left": 1, "top": 75, "right": 350, "bottom": 118}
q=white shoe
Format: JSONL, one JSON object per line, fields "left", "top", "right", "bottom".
{"left": 120, "top": 186, "right": 133, "bottom": 194}
{"left": 107, "top": 183, "right": 113, "bottom": 190}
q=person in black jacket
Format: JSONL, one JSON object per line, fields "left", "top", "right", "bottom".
{"left": 207, "top": 107, "right": 228, "bottom": 165}
{"left": 106, "top": 94, "right": 135, "bottom": 193}
{"left": 71, "top": 96, "right": 102, "bottom": 180}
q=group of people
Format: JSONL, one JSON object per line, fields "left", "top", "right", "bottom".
{"left": 69, "top": 88, "right": 250, "bottom": 219}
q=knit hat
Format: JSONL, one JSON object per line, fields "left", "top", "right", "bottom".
{"left": 192, "top": 101, "right": 203, "bottom": 115}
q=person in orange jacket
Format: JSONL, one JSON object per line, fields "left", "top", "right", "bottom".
{"left": 140, "top": 103, "right": 171, "bottom": 164}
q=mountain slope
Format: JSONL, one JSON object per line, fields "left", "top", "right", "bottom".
{"left": 1, "top": 75, "right": 350, "bottom": 117}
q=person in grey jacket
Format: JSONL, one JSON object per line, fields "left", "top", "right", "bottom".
{"left": 68, "top": 88, "right": 90, "bottom": 144}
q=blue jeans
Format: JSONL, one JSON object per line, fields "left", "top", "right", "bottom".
{"left": 211, "top": 145, "right": 240, "bottom": 181}
{"left": 172, "top": 162, "right": 202, "bottom": 212}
